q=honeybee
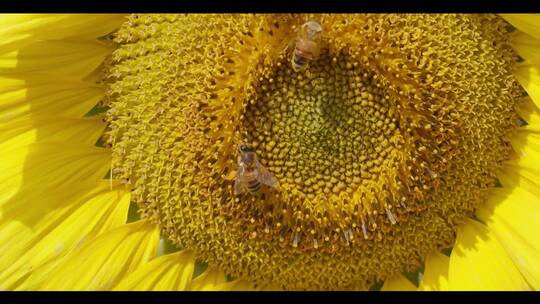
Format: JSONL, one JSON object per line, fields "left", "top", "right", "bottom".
{"left": 291, "top": 20, "right": 323, "bottom": 72}
{"left": 234, "top": 145, "right": 279, "bottom": 195}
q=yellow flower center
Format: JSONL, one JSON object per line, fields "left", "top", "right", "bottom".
{"left": 103, "top": 14, "right": 524, "bottom": 290}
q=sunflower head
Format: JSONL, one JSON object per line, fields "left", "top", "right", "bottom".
{"left": 102, "top": 14, "right": 524, "bottom": 290}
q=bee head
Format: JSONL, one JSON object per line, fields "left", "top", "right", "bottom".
{"left": 239, "top": 145, "right": 256, "bottom": 165}
{"left": 239, "top": 145, "right": 255, "bottom": 152}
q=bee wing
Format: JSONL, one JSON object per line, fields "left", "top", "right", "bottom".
{"left": 256, "top": 161, "right": 279, "bottom": 188}
{"left": 234, "top": 171, "right": 246, "bottom": 195}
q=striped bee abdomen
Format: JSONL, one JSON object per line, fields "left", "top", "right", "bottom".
{"left": 247, "top": 178, "right": 262, "bottom": 193}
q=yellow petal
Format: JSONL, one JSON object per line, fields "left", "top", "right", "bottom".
{"left": 112, "top": 250, "right": 195, "bottom": 291}
{"left": 418, "top": 251, "right": 450, "bottom": 291}
{"left": 511, "top": 32, "right": 540, "bottom": 64}
{"left": 510, "top": 158, "right": 540, "bottom": 196}
{"left": 0, "top": 182, "right": 130, "bottom": 290}
{"left": 501, "top": 14, "right": 540, "bottom": 42}
{"left": 0, "top": 181, "right": 126, "bottom": 261}
{"left": 0, "top": 14, "right": 126, "bottom": 54}
{"left": 0, "top": 40, "right": 113, "bottom": 79}
{"left": 481, "top": 186, "right": 540, "bottom": 254}
{"left": 21, "top": 220, "right": 159, "bottom": 290}
{"left": 505, "top": 131, "right": 540, "bottom": 199}
{"left": 189, "top": 267, "right": 228, "bottom": 291}
{"left": 0, "top": 143, "right": 110, "bottom": 208}
{"left": 515, "top": 100, "right": 540, "bottom": 137}
{"left": 0, "top": 116, "right": 105, "bottom": 149}
{"left": 0, "top": 74, "right": 103, "bottom": 122}
{"left": 381, "top": 273, "right": 417, "bottom": 291}
{"left": 499, "top": 164, "right": 540, "bottom": 202}
{"left": 477, "top": 204, "right": 540, "bottom": 290}
{"left": 448, "top": 218, "right": 529, "bottom": 290}
{"left": 480, "top": 160, "right": 540, "bottom": 290}
{"left": 517, "top": 96, "right": 540, "bottom": 123}
{"left": 514, "top": 64, "right": 540, "bottom": 110}
{"left": 511, "top": 127, "right": 540, "bottom": 160}
{"left": 0, "top": 182, "right": 108, "bottom": 262}
{"left": 507, "top": 124, "right": 540, "bottom": 191}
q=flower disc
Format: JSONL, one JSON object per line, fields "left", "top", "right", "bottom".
{"left": 104, "top": 14, "right": 523, "bottom": 289}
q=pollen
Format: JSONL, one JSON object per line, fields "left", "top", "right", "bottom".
{"left": 103, "top": 14, "right": 524, "bottom": 290}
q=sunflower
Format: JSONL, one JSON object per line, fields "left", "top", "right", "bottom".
{"left": 0, "top": 13, "right": 539, "bottom": 291}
